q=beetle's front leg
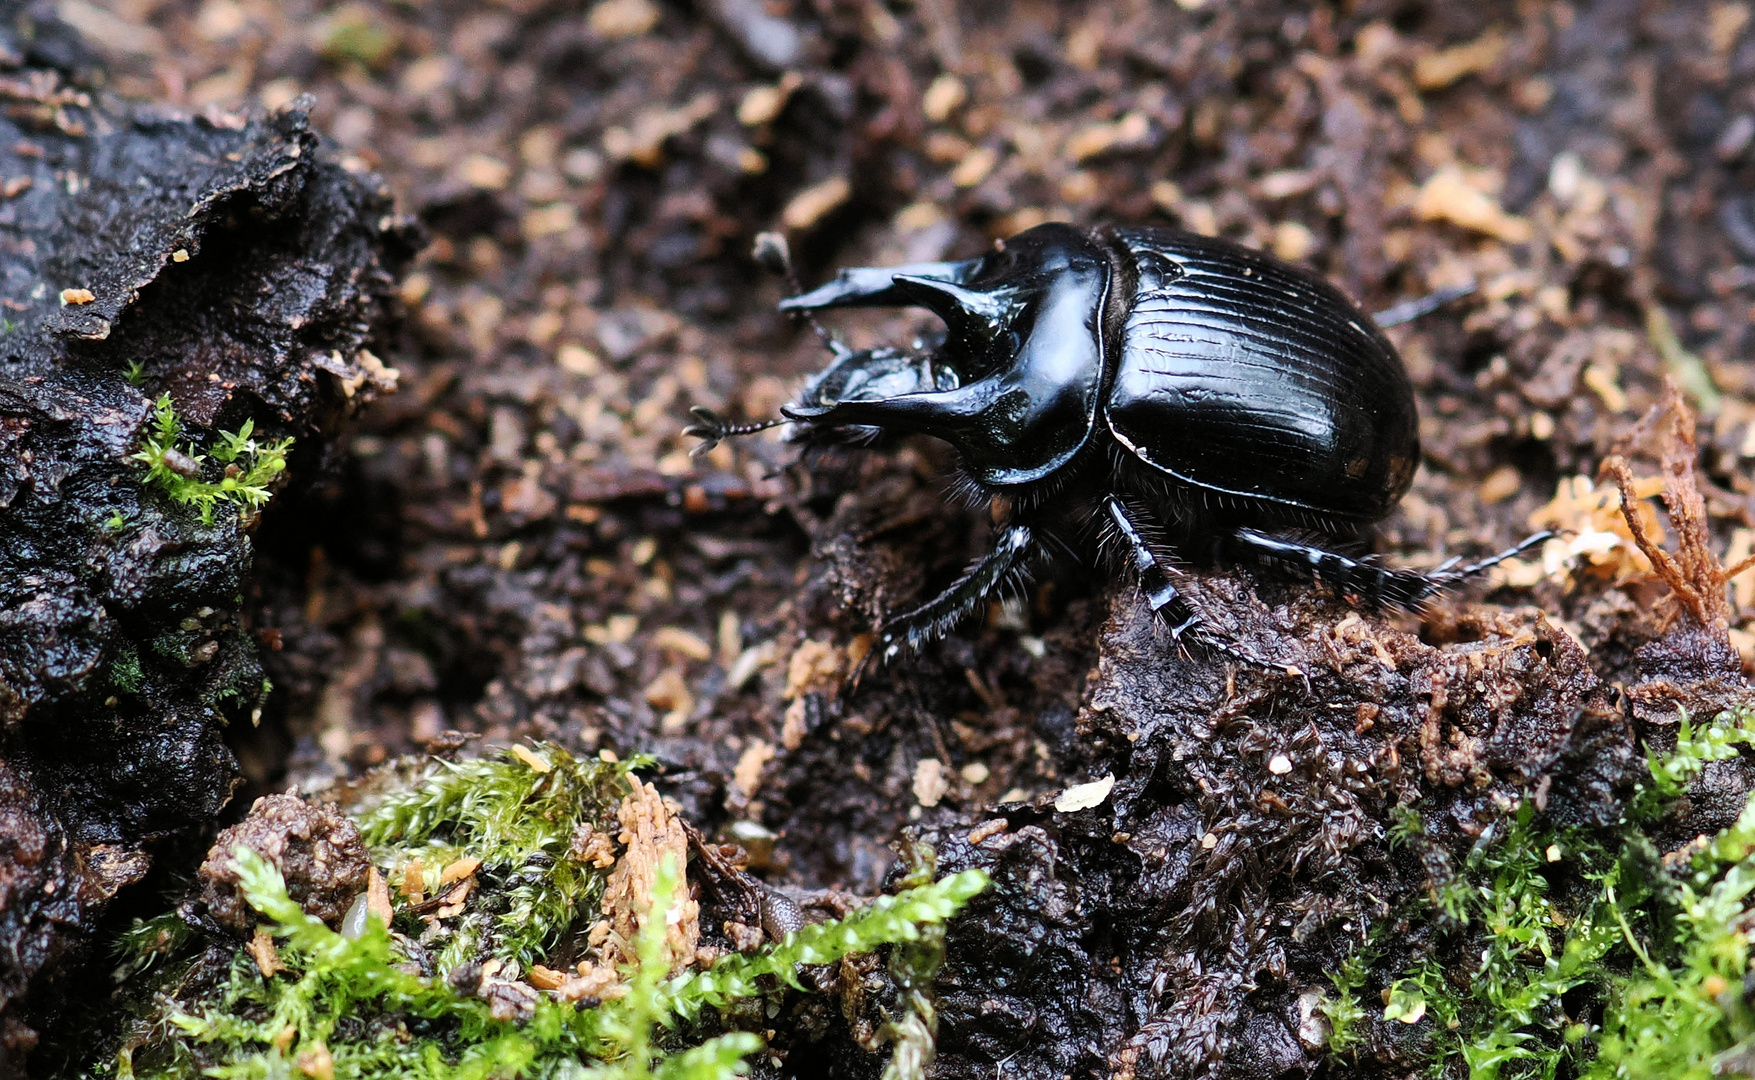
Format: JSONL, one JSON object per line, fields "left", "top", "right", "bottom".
{"left": 874, "top": 524, "right": 1036, "bottom": 663}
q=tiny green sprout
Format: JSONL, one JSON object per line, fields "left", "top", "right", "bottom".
{"left": 104, "top": 511, "right": 126, "bottom": 531}
{"left": 1382, "top": 980, "right": 1427, "bottom": 1025}
{"left": 1387, "top": 803, "right": 1423, "bottom": 850}
{"left": 129, "top": 394, "right": 293, "bottom": 525}
{"left": 123, "top": 359, "right": 147, "bottom": 386}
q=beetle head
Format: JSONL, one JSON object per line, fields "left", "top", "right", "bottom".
{"left": 778, "top": 223, "right": 1110, "bottom": 485}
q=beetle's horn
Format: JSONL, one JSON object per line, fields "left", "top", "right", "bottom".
{"left": 890, "top": 275, "right": 1013, "bottom": 354}
{"left": 779, "top": 258, "right": 982, "bottom": 312}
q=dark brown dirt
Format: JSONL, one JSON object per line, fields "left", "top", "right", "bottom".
{"left": 7, "top": 0, "right": 1755, "bottom": 1076}
{"left": 0, "top": 2, "right": 411, "bottom": 1064}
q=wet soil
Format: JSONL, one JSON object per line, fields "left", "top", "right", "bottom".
{"left": 5, "top": 0, "right": 1755, "bottom": 1076}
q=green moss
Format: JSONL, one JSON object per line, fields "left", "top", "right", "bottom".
{"left": 109, "top": 645, "right": 144, "bottom": 695}
{"left": 102, "top": 744, "right": 989, "bottom": 1080}
{"left": 131, "top": 395, "right": 292, "bottom": 526}
{"left": 1328, "top": 707, "right": 1755, "bottom": 1080}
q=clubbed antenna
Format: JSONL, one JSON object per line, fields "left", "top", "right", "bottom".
{"left": 683, "top": 405, "right": 787, "bottom": 457}
{"left": 753, "top": 231, "right": 844, "bottom": 356}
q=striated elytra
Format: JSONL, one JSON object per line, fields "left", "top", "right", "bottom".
{"left": 690, "top": 223, "right": 1546, "bottom": 665}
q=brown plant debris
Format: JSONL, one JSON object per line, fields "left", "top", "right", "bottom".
{"left": 600, "top": 778, "right": 699, "bottom": 973}
{"left": 1603, "top": 379, "right": 1755, "bottom": 634}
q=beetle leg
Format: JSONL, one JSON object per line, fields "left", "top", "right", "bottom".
{"left": 873, "top": 524, "right": 1036, "bottom": 663}
{"left": 1103, "top": 499, "right": 1274, "bottom": 669}
{"left": 1103, "top": 496, "right": 1203, "bottom": 638}
{"left": 1230, "top": 528, "right": 1554, "bottom": 609}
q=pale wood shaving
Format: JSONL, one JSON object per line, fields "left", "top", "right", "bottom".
{"left": 600, "top": 778, "right": 699, "bottom": 974}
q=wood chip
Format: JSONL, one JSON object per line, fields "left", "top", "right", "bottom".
{"left": 455, "top": 153, "right": 511, "bottom": 190}
{"left": 296, "top": 1043, "right": 334, "bottom": 1080}
{"left": 780, "top": 176, "right": 850, "bottom": 231}
{"left": 599, "top": 779, "right": 699, "bottom": 974}
{"left": 736, "top": 73, "right": 802, "bottom": 127}
{"left": 1064, "top": 112, "right": 1151, "bottom": 162}
{"left": 438, "top": 856, "right": 481, "bottom": 887}
{"left": 651, "top": 626, "right": 713, "bottom": 661}
{"left": 783, "top": 638, "right": 843, "bottom": 699}
{"left": 967, "top": 819, "right": 1008, "bottom": 845}
{"left": 922, "top": 74, "right": 966, "bottom": 122}
{"left": 588, "top": 0, "right": 659, "bottom": 38}
{"left": 1477, "top": 465, "right": 1522, "bottom": 505}
{"left": 511, "top": 744, "right": 553, "bottom": 773}
{"left": 913, "top": 758, "right": 949, "bottom": 807}
{"left": 732, "top": 740, "right": 774, "bottom": 800}
{"left": 366, "top": 865, "right": 393, "bottom": 927}
{"left": 1413, "top": 166, "right": 1533, "bottom": 243}
{"left": 401, "top": 856, "right": 424, "bottom": 905}
{"left": 247, "top": 926, "right": 284, "bottom": 977}
{"left": 1413, "top": 29, "right": 1507, "bottom": 91}
{"left": 1053, "top": 773, "right": 1116, "bottom": 813}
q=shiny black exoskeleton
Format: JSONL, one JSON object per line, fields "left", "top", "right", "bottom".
{"left": 690, "top": 223, "right": 1546, "bottom": 664}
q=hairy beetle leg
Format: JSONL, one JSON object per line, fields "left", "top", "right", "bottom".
{"left": 870, "top": 524, "right": 1036, "bottom": 663}
{"left": 1104, "top": 497, "right": 1273, "bottom": 670}
{"left": 1230, "top": 528, "right": 1556, "bottom": 610}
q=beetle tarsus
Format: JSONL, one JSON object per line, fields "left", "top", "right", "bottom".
{"left": 754, "top": 230, "right": 850, "bottom": 357}
{"left": 1372, "top": 281, "right": 1479, "bottom": 328}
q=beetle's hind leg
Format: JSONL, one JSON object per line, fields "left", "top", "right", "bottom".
{"left": 1230, "top": 528, "right": 1553, "bottom": 610}
{"left": 872, "top": 523, "right": 1037, "bottom": 664}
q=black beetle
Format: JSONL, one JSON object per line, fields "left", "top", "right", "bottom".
{"left": 689, "top": 223, "right": 1546, "bottom": 664}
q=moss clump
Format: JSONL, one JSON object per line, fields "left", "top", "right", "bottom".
{"left": 1323, "top": 707, "right": 1755, "bottom": 1079}
{"left": 131, "top": 394, "right": 292, "bottom": 525}
{"left": 100, "top": 745, "right": 988, "bottom": 1080}
{"left": 109, "top": 645, "right": 144, "bottom": 695}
